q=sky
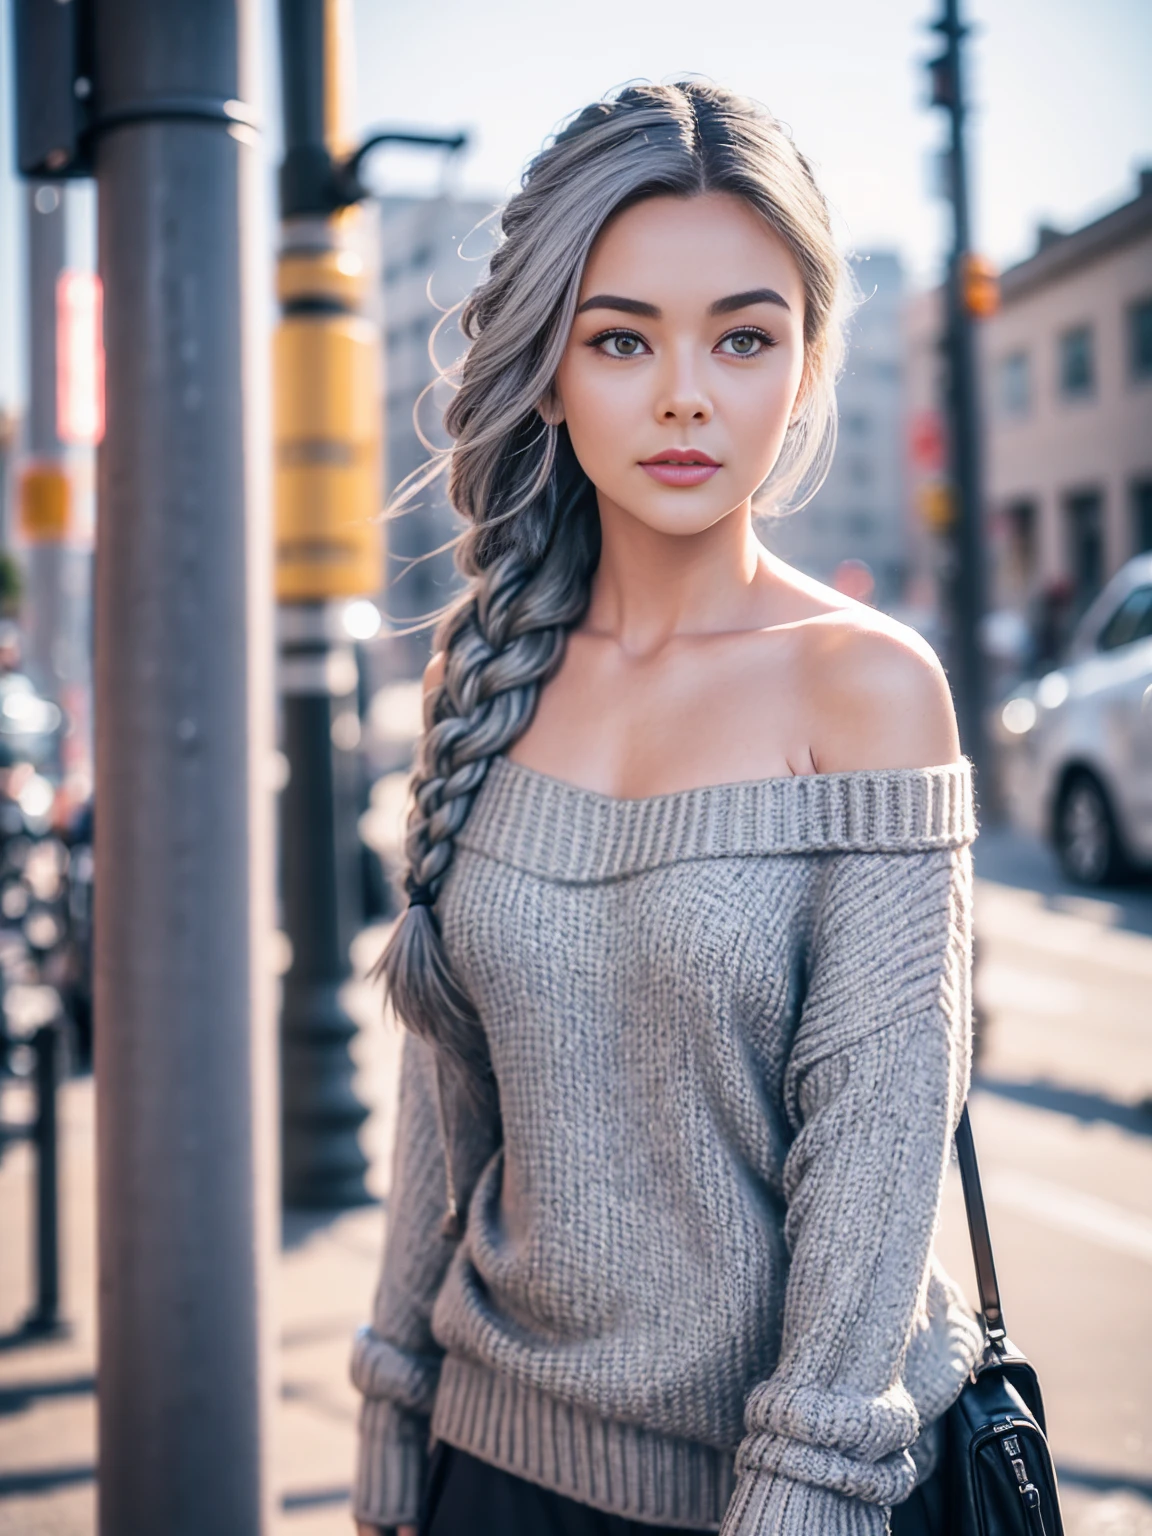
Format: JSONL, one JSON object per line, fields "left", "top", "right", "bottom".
{"left": 346, "top": 0, "right": 1152, "bottom": 280}
{"left": 1, "top": 0, "right": 1150, "bottom": 410}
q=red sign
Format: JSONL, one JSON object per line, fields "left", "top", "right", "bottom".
{"left": 909, "top": 410, "right": 944, "bottom": 472}
{"left": 56, "top": 271, "right": 105, "bottom": 446}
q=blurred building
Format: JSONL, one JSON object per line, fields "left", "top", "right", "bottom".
{"left": 984, "top": 168, "right": 1152, "bottom": 631}
{"left": 377, "top": 194, "right": 495, "bottom": 678}
{"left": 766, "top": 253, "right": 909, "bottom": 611}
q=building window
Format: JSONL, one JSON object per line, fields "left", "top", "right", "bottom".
{"left": 1064, "top": 489, "right": 1104, "bottom": 611}
{"left": 1130, "top": 297, "right": 1152, "bottom": 381}
{"left": 998, "top": 352, "right": 1031, "bottom": 417}
{"left": 1133, "top": 480, "right": 1152, "bottom": 554}
{"left": 1005, "top": 499, "right": 1038, "bottom": 589}
{"left": 1058, "top": 325, "right": 1095, "bottom": 399}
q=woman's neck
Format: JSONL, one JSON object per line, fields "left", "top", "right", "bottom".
{"left": 582, "top": 494, "right": 769, "bottom": 657}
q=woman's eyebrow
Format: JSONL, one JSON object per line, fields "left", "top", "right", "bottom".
{"left": 710, "top": 288, "right": 791, "bottom": 314}
{"left": 575, "top": 294, "right": 661, "bottom": 318}
{"left": 576, "top": 288, "right": 791, "bottom": 319}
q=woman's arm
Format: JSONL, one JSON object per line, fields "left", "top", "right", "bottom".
{"left": 720, "top": 842, "right": 981, "bottom": 1536}
{"left": 722, "top": 627, "right": 977, "bottom": 1535}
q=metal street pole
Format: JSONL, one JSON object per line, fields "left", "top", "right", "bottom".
{"left": 931, "top": 0, "right": 991, "bottom": 789}
{"left": 275, "top": 0, "right": 465, "bottom": 1208}
{"left": 276, "top": 0, "right": 377, "bottom": 1210}
{"left": 21, "top": 181, "right": 69, "bottom": 708}
{"left": 91, "top": 1, "right": 276, "bottom": 1531}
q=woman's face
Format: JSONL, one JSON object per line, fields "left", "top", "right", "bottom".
{"left": 551, "top": 191, "right": 807, "bottom": 537}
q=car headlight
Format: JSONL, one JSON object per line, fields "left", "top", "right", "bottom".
{"left": 1036, "top": 671, "right": 1070, "bottom": 710}
{"left": 1001, "top": 696, "right": 1038, "bottom": 735}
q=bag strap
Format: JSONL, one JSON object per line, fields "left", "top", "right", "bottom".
{"left": 955, "top": 1104, "right": 1007, "bottom": 1344}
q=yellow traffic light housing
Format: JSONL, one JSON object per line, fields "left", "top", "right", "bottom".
{"left": 917, "top": 480, "right": 955, "bottom": 534}
{"left": 961, "top": 253, "right": 1000, "bottom": 319}
{"left": 273, "top": 231, "right": 383, "bottom": 602}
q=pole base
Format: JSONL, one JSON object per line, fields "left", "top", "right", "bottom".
{"left": 0, "top": 1313, "right": 71, "bottom": 1352}
{"left": 281, "top": 980, "right": 373, "bottom": 1211}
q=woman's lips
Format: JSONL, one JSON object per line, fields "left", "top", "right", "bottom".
{"left": 639, "top": 451, "right": 720, "bottom": 487}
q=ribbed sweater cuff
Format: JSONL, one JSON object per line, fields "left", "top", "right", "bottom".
{"left": 719, "top": 1472, "right": 889, "bottom": 1536}
{"left": 352, "top": 1397, "right": 429, "bottom": 1529}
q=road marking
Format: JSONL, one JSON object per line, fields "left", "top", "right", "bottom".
{"left": 984, "top": 1172, "right": 1152, "bottom": 1265}
{"left": 976, "top": 961, "right": 1086, "bottom": 1016}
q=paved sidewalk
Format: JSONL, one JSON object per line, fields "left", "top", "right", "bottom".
{"left": 0, "top": 926, "right": 402, "bottom": 1536}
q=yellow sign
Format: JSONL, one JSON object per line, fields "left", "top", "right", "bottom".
{"left": 917, "top": 480, "right": 955, "bottom": 533}
{"left": 274, "top": 310, "right": 383, "bottom": 601}
{"left": 19, "top": 463, "right": 72, "bottom": 542}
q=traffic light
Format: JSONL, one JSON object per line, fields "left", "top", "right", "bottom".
{"left": 917, "top": 480, "right": 955, "bottom": 534}
{"left": 274, "top": 240, "right": 382, "bottom": 602}
{"left": 961, "top": 252, "right": 1000, "bottom": 319}
{"left": 927, "top": 53, "right": 956, "bottom": 109}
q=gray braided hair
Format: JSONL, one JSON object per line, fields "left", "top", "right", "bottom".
{"left": 376, "top": 81, "right": 847, "bottom": 1101}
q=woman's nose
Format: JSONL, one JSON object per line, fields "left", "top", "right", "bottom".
{"left": 654, "top": 348, "right": 713, "bottom": 425}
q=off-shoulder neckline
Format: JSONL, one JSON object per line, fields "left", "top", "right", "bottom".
{"left": 497, "top": 752, "right": 971, "bottom": 808}
{"left": 450, "top": 754, "right": 976, "bottom": 883}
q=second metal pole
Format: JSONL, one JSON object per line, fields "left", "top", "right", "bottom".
{"left": 939, "top": 0, "right": 991, "bottom": 787}
{"left": 23, "top": 183, "right": 69, "bottom": 713}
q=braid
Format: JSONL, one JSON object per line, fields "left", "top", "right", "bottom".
{"left": 375, "top": 431, "right": 598, "bottom": 1091}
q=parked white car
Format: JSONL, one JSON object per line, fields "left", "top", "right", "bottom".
{"left": 998, "top": 553, "right": 1152, "bottom": 885}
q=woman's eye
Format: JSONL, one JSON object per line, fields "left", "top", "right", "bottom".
{"left": 716, "top": 329, "right": 772, "bottom": 357}
{"left": 592, "top": 331, "right": 649, "bottom": 358}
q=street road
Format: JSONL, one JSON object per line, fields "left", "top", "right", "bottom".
{"left": 934, "top": 827, "right": 1152, "bottom": 1534}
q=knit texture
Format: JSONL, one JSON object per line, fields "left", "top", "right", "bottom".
{"left": 352, "top": 757, "right": 983, "bottom": 1531}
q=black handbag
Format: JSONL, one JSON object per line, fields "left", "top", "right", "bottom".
{"left": 942, "top": 1105, "right": 1064, "bottom": 1535}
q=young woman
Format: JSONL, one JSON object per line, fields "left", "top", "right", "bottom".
{"left": 352, "top": 82, "right": 982, "bottom": 1536}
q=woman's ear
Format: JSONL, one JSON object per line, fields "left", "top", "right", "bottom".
{"left": 536, "top": 387, "right": 565, "bottom": 426}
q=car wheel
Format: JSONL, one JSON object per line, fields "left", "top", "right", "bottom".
{"left": 1055, "top": 771, "right": 1125, "bottom": 886}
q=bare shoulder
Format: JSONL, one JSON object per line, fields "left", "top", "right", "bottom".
{"left": 798, "top": 605, "right": 961, "bottom": 773}
{"left": 422, "top": 651, "right": 446, "bottom": 728}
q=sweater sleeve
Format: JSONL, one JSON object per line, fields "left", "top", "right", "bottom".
{"left": 351, "top": 1032, "right": 456, "bottom": 1528}
{"left": 720, "top": 845, "right": 978, "bottom": 1536}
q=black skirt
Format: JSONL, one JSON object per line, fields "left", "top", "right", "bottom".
{"left": 417, "top": 1441, "right": 943, "bottom": 1536}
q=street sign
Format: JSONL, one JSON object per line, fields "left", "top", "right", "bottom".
{"left": 910, "top": 410, "right": 946, "bottom": 472}
{"left": 56, "top": 272, "right": 105, "bottom": 445}
{"left": 19, "top": 463, "right": 72, "bottom": 542}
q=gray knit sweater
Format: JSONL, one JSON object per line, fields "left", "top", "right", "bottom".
{"left": 351, "top": 756, "right": 984, "bottom": 1533}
